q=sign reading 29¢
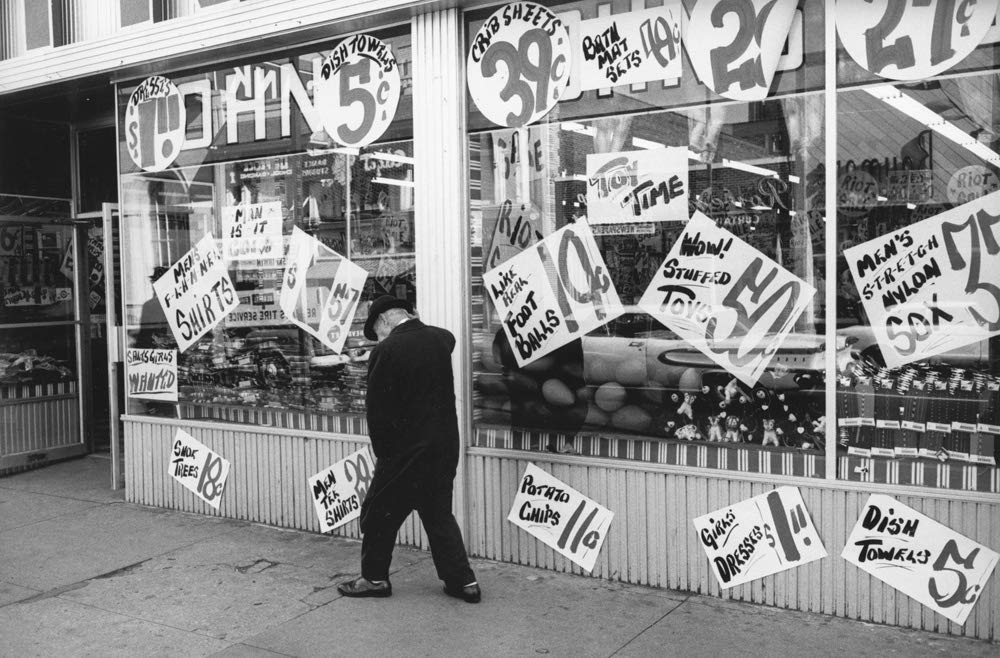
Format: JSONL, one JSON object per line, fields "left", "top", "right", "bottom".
{"left": 125, "top": 76, "right": 186, "bottom": 172}
{"left": 467, "top": 2, "right": 571, "bottom": 128}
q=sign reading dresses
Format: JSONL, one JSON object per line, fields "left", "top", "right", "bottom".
{"left": 279, "top": 227, "right": 367, "bottom": 353}
{"left": 153, "top": 234, "right": 240, "bottom": 353}
{"left": 221, "top": 201, "right": 284, "bottom": 261}
{"left": 843, "top": 495, "right": 999, "bottom": 625}
{"left": 124, "top": 76, "right": 186, "bottom": 172}
{"left": 483, "top": 219, "right": 624, "bottom": 368}
{"left": 507, "top": 464, "right": 613, "bottom": 572}
{"left": 125, "top": 348, "right": 178, "bottom": 402}
{"left": 693, "top": 487, "right": 826, "bottom": 589}
{"left": 169, "top": 429, "right": 231, "bottom": 510}
{"left": 467, "top": 2, "right": 572, "bottom": 128}
{"left": 844, "top": 191, "right": 1000, "bottom": 369}
{"left": 637, "top": 212, "right": 815, "bottom": 386}
{"left": 308, "top": 447, "right": 375, "bottom": 533}
{"left": 577, "top": 4, "right": 682, "bottom": 91}
{"left": 585, "top": 148, "right": 688, "bottom": 224}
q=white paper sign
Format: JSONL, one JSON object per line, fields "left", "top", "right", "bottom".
{"left": 843, "top": 495, "right": 999, "bottom": 625}
{"left": 686, "top": 0, "right": 798, "bottom": 101}
{"left": 467, "top": 2, "right": 572, "bottom": 128}
{"left": 483, "top": 219, "right": 624, "bottom": 367}
{"left": 586, "top": 148, "right": 688, "bottom": 224}
{"left": 947, "top": 165, "right": 1000, "bottom": 206}
{"left": 578, "top": 4, "right": 682, "bottom": 91}
{"left": 125, "top": 76, "right": 186, "bottom": 172}
{"left": 507, "top": 464, "right": 613, "bottom": 572}
{"left": 222, "top": 202, "right": 284, "bottom": 261}
{"left": 637, "top": 212, "right": 815, "bottom": 386}
{"left": 308, "top": 447, "right": 375, "bottom": 533}
{"left": 693, "top": 486, "right": 826, "bottom": 589}
{"left": 279, "top": 227, "right": 368, "bottom": 353}
{"left": 844, "top": 191, "right": 1000, "bottom": 369}
{"left": 125, "top": 348, "right": 178, "bottom": 402}
{"left": 837, "top": 0, "right": 999, "bottom": 81}
{"left": 153, "top": 234, "right": 240, "bottom": 353}
{"left": 169, "top": 429, "right": 231, "bottom": 510}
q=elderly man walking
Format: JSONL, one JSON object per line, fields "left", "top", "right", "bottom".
{"left": 337, "top": 295, "right": 480, "bottom": 603}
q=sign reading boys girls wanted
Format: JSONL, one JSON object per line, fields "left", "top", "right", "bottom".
{"left": 577, "top": 4, "right": 682, "bottom": 91}
{"left": 693, "top": 487, "right": 826, "bottom": 589}
{"left": 843, "top": 495, "right": 999, "bottom": 625}
{"left": 637, "top": 212, "right": 815, "bottom": 387}
{"left": 586, "top": 148, "right": 688, "bottom": 224}
{"left": 169, "top": 429, "right": 231, "bottom": 510}
{"left": 483, "top": 219, "right": 624, "bottom": 368}
{"left": 125, "top": 348, "right": 178, "bottom": 402}
{"left": 308, "top": 447, "right": 375, "bottom": 533}
{"left": 508, "top": 464, "right": 613, "bottom": 573}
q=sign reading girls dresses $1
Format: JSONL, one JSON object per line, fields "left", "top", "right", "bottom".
{"left": 843, "top": 495, "right": 999, "bottom": 625}
{"left": 169, "top": 429, "right": 231, "bottom": 510}
{"left": 308, "top": 447, "right": 374, "bottom": 533}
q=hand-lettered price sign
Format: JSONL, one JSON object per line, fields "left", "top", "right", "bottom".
{"left": 153, "top": 234, "right": 240, "bottom": 353}
{"left": 315, "top": 34, "right": 401, "bottom": 147}
{"left": 279, "top": 227, "right": 368, "bottom": 353}
{"left": 508, "top": 464, "right": 613, "bottom": 572}
{"left": 467, "top": 2, "right": 572, "bottom": 128}
{"left": 844, "top": 190, "right": 1000, "bottom": 369}
{"left": 169, "top": 429, "right": 231, "bottom": 510}
{"left": 222, "top": 201, "right": 284, "bottom": 261}
{"left": 578, "top": 4, "right": 682, "bottom": 91}
{"left": 483, "top": 219, "right": 624, "bottom": 367}
{"left": 637, "top": 211, "right": 815, "bottom": 386}
{"left": 843, "top": 495, "right": 999, "bottom": 625}
{"left": 686, "top": 0, "right": 798, "bottom": 101}
{"left": 485, "top": 200, "right": 543, "bottom": 271}
{"left": 125, "top": 348, "right": 178, "bottom": 402}
{"left": 693, "top": 486, "right": 826, "bottom": 589}
{"left": 308, "top": 447, "right": 375, "bottom": 533}
{"left": 125, "top": 76, "right": 186, "bottom": 172}
{"left": 837, "top": 0, "right": 999, "bottom": 81}
{"left": 586, "top": 148, "right": 688, "bottom": 224}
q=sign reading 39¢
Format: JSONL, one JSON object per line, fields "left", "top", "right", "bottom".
{"left": 125, "top": 76, "right": 186, "bottom": 172}
{"left": 315, "top": 34, "right": 401, "bottom": 148}
{"left": 467, "top": 2, "right": 571, "bottom": 128}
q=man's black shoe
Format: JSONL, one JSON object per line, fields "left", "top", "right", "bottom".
{"left": 444, "top": 582, "right": 481, "bottom": 603}
{"left": 337, "top": 576, "right": 392, "bottom": 598}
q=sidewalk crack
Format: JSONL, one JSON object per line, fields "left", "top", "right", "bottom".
{"left": 607, "top": 593, "right": 692, "bottom": 658}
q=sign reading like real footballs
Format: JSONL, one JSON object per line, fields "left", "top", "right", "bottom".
{"left": 508, "top": 464, "right": 613, "bottom": 572}
{"left": 577, "top": 4, "right": 682, "bottom": 91}
{"left": 637, "top": 212, "right": 815, "bottom": 387}
{"left": 843, "top": 495, "right": 999, "bottom": 625}
{"left": 483, "top": 219, "right": 624, "bottom": 367}
{"left": 169, "top": 429, "right": 230, "bottom": 510}
{"left": 693, "top": 487, "right": 826, "bottom": 589}
{"left": 467, "top": 2, "right": 572, "bottom": 128}
{"left": 585, "top": 148, "right": 688, "bottom": 224}
{"left": 124, "top": 76, "right": 186, "bottom": 172}
{"left": 308, "top": 447, "right": 375, "bottom": 533}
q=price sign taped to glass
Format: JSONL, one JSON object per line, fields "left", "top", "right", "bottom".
{"left": 169, "top": 429, "right": 231, "bottom": 510}
{"left": 315, "top": 34, "right": 401, "bottom": 148}
{"left": 279, "top": 227, "right": 368, "bottom": 353}
{"left": 468, "top": 2, "right": 572, "bottom": 128}
{"left": 637, "top": 211, "right": 816, "bottom": 387}
{"left": 843, "top": 494, "right": 999, "bottom": 625}
{"left": 308, "top": 447, "right": 375, "bottom": 533}
{"left": 153, "top": 234, "right": 240, "bottom": 353}
{"left": 125, "top": 76, "right": 186, "bottom": 172}
{"left": 844, "top": 190, "right": 1000, "bottom": 369}
{"left": 483, "top": 219, "right": 624, "bottom": 368}
{"left": 222, "top": 201, "right": 284, "bottom": 261}
{"left": 685, "top": 0, "right": 798, "bottom": 101}
{"left": 837, "top": 0, "right": 999, "bottom": 81}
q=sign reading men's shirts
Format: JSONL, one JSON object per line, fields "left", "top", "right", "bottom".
{"left": 586, "top": 148, "right": 688, "bottom": 224}
{"left": 843, "top": 495, "right": 999, "bottom": 625}
{"left": 508, "top": 464, "right": 613, "bottom": 572}
{"left": 693, "top": 486, "right": 826, "bottom": 589}
{"left": 125, "top": 76, "right": 186, "bottom": 172}
{"left": 125, "top": 349, "right": 178, "bottom": 402}
{"left": 169, "top": 429, "right": 231, "bottom": 510}
{"left": 153, "top": 234, "right": 240, "bottom": 353}
{"left": 307, "top": 447, "right": 375, "bottom": 533}
{"left": 637, "top": 211, "right": 816, "bottom": 386}
{"left": 844, "top": 190, "right": 1000, "bottom": 369}
{"left": 577, "top": 4, "right": 682, "bottom": 91}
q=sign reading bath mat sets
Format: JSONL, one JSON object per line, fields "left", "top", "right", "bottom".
{"left": 693, "top": 486, "right": 826, "bottom": 589}
{"left": 843, "top": 495, "right": 999, "bottom": 625}
{"left": 508, "top": 464, "right": 613, "bottom": 572}
{"left": 153, "top": 234, "right": 240, "bottom": 353}
{"left": 577, "top": 4, "right": 682, "bottom": 91}
{"left": 125, "top": 75, "right": 185, "bottom": 172}
{"left": 279, "top": 227, "right": 368, "bottom": 354}
{"left": 586, "top": 148, "right": 688, "bottom": 224}
{"left": 483, "top": 219, "right": 624, "bottom": 368}
{"left": 125, "top": 349, "right": 178, "bottom": 402}
{"left": 844, "top": 191, "right": 1000, "bottom": 369}
{"left": 637, "top": 212, "right": 815, "bottom": 387}
{"left": 308, "top": 447, "right": 375, "bottom": 533}
{"left": 467, "top": 2, "right": 571, "bottom": 128}
{"left": 222, "top": 202, "right": 283, "bottom": 261}
{"left": 169, "top": 429, "right": 231, "bottom": 510}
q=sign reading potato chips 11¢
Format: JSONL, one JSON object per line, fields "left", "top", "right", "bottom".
{"left": 169, "top": 429, "right": 231, "bottom": 510}
{"left": 308, "top": 447, "right": 375, "bottom": 533}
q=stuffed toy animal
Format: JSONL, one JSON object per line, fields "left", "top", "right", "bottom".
{"left": 707, "top": 414, "right": 725, "bottom": 442}
{"left": 724, "top": 414, "right": 744, "bottom": 443}
{"left": 675, "top": 423, "right": 703, "bottom": 441}
{"left": 761, "top": 417, "right": 780, "bottom": 447}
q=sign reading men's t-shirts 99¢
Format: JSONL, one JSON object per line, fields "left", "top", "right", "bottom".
{"left": 468, "top": 2, "right": 571, "bottom": 128}
{"left": 125, "top": 76, "right": 186, "bottom": 172}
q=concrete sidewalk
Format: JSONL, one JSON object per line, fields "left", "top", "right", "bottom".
{"left": 0, "top": 456, "right": 995, "bottom": 657}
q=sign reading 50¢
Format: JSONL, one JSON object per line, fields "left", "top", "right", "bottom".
{"left": 125, "top": 76, "right": 186, "bottom": 172}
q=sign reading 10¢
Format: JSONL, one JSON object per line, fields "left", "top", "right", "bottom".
{"left": 467, "top": 1, "right": 571, "bottom": 128}
{"left": 125, "top": 76, "right": 186, "bottom": 172}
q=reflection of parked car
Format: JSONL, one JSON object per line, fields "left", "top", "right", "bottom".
{"left": 837, "top": 324, "right": 991, "bottom": 367}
